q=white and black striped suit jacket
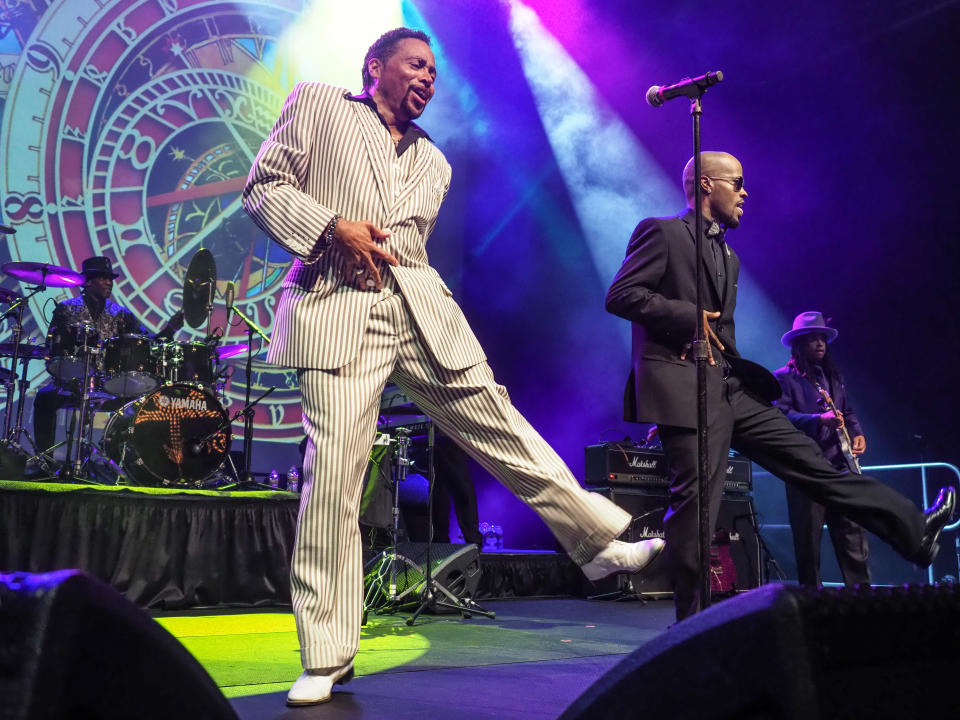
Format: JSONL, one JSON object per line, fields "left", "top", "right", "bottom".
{"left": 242, "top": 82, "right": 486, "bottom": 371}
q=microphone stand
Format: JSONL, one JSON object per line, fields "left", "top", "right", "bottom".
{"left": 649, "top": 72, "right": 724, "bottom": 613}
{"left": 192, "top": 386, "right": 275, "bottom": 454}
{"left": 406, "top": 423, "right": 494, "bottom": 625}
{"left": 219, "top": 300, "right": 273, "bottom": 490}
{"left": 690, "top": 94, "right": 712, "bottom": 613}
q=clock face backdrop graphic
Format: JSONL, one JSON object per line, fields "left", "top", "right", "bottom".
{"left": 0, "top": 0, "right": 306, "bottom": 442}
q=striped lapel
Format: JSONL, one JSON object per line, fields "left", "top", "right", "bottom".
{"left": 391, "top": 139, "right": 433, "bottom": 215}
{"left": 349, "top": 101, "right": 391, "bottom": 217}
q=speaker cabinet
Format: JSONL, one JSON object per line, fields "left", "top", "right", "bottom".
{"left": 561, "top": 583, "right": 960, "bottom": 720}
{"left": 586, "top": 487, "right": 760, "bottom": 597}
{"left": 0, "top": 569, "right": 237, "bottom": 720}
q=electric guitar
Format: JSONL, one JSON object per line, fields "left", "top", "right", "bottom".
{"left": 815, "top": 384, "right": 861, "bottom": 473}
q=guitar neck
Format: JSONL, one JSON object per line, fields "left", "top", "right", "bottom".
{"left": 817, "top": 385, "right": 861, "bottom": 473}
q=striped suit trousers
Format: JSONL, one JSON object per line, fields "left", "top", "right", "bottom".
{"left": 292, "top": 288, "right": 630, "bottom": 669}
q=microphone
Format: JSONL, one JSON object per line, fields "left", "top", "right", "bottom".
{"left": 224, "top": 281, "right": 235, "bottom": 326}
{"left": 646, "top": 71, "right": 723, "bottom": 108}
{"left": 0, "top": 224, "right": 15, "bottom": 235}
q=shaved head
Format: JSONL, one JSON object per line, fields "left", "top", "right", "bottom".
{"left": 681, "top": 151, "right": 747, "bottom": 229}
{"left": 682, "top": 151, "right": 739, "bottom": 204}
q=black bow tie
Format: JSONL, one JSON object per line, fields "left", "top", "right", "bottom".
{"left": 706, "top": 221, "right": 722, "bottom": 239}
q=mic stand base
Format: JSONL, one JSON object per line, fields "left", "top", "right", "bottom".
{"left": 406, "top": 581, "right": 495, "bottom": 626}
{"left": 587, "top": 577, "right": 654, "bottom": 604}
{"left": 216, "top": 473, "right": 279, "bottom": 492}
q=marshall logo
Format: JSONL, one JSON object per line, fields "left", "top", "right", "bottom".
{"left": 634, "top": 526, "right": 666, "bottom": 539}
{"left": 628, "top": 457, "right": 659, "bottom": 470}
{"left": 156, "top": 395, "right": 207, "bottom": 412}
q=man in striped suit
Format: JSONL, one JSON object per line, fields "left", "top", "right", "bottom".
{"left": 243, "top": 27, "right": 664, "bottom": 706}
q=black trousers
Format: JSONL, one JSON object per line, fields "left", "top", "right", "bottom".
{"left": 785, "top": 479, "right": 871, "bottom": 587}
{"left": 430, "top": 434, "right": 482, "bottom": 546}
{"left": 659, "top": 376, "right": 923, "bottom": 621}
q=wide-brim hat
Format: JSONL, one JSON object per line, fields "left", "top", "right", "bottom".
{"left": 781, "top": 311, "right": 838, "bottom": 346}
{"left": 82, "top": 256, "right": 120, "bottom": 278}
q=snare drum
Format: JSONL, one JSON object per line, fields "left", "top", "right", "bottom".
{"left": 102, "top": 334, "right": 159, "bottom": 398}
{"left": 102, "top": 383, "right": 230, "bottom": 486}
{"left": 46, "top": 323, "right": 100, "bottom": 382}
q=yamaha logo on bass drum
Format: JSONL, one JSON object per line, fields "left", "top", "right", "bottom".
{"left": 156, "top": 394, "right": 209, "bottom": 412}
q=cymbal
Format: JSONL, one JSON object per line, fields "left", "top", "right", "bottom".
{"left": 215, "top": 343, "right": 267, "bottom": 360}
{"left": 183, "top": 249, "right": 216, "bottom": 329}
{"left": 83, "top": 390, "right": 117, "bottom": 404}
{"left": 215, "top": 343, "right": 248, "bottom": 360}
{"left": 0, "top": 287, "right": 21, "bottom": 303}
{"left": 0, "top": 342, "right": 47, "bottom": 359}
{"left": 1, "top": 261, "right": 83, "bottom": 288}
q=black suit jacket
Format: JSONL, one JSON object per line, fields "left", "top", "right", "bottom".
{"left": 606, "top": 209, "right": 779, "bottom": 429}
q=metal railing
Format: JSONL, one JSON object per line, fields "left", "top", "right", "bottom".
{"left": 860, "top": 462, "right": 960, "bottom": 584}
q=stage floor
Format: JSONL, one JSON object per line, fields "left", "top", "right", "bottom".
{"left": 155, "top": 597, "right": 676, "bottom": 719}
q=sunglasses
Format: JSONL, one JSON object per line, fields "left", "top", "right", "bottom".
{"left": 706, "top": 176, "right": 744, "bottom": 192}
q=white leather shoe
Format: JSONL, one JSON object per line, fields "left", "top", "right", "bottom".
{"left": 286, "top": 663, "right": 355, "bottom": 707}
{"left": 581, "top": 538, "right": 666, "bottom": 581}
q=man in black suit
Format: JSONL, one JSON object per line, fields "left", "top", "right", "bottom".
{"left": 775, "top": 311, "right": 870, "bottom": 587}
{"left": 606, "top": 151, "right": 954, "bottom": 620}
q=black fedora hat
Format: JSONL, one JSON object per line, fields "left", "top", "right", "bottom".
{"left": 81, "top": 256, "right": 120, "bottom": 279}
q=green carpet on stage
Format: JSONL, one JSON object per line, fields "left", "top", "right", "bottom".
{"left": 154, "top": 601, "right": 666, "bottom": 699}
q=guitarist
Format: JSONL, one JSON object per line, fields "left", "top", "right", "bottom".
{"left": 775, "top": 311, "right": 869, "bottom": 587}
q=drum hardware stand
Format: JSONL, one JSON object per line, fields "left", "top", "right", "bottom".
{"left": 25, "top": 441, "right": 64, "bottom": 477}
{"left": 6, "top": 343, "right": 59, "bottom": 476}
{"left": 59, "top": 344, "right": 103, "bottom": 484}
{"left": 407, "top": 422, "right": 494, "bottom": 625}
{"left": 207, "top": 385, "right": 276, "bottom": 491}
{"left": 88, "top": 440, "right": 127, "bottom": 485}
{"left": 224, "top": 296, "right": 272, "bottom": 491}
{"left": 0, "top": 281, "right": 57, "bottom": 475}
{"left": 363, "top": 427, "right": 424, "bottom": 620}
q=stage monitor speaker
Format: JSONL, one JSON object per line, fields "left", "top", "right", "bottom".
{"left": 0, "top": 569, "right": 238, "bottom": 720}
{"left": 587, "top": 487, "right": 760, "bottom": 597}
{"left": 365, "top": 542, "right": 481, "bottom": 614}
{"left": 560, "top": 583, "right": 960, "bottom": 720}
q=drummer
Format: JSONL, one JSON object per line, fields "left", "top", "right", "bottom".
{"left": 32, "top": 256, "right": 182, "bottom": 458}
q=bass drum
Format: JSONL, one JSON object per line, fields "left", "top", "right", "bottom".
{"left": 102, "top": 383, "right": 230, "bottom": 486}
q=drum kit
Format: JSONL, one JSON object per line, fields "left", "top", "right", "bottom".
{"left": 0, "top": 250, "right": 272, "bottom": 487}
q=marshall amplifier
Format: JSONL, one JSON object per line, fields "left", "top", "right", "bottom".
{"left": 584, "top": 443, "right": 752, "bottom": 494}
{"left": 583, "top": 486, "right": 761, "bottom": 599}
